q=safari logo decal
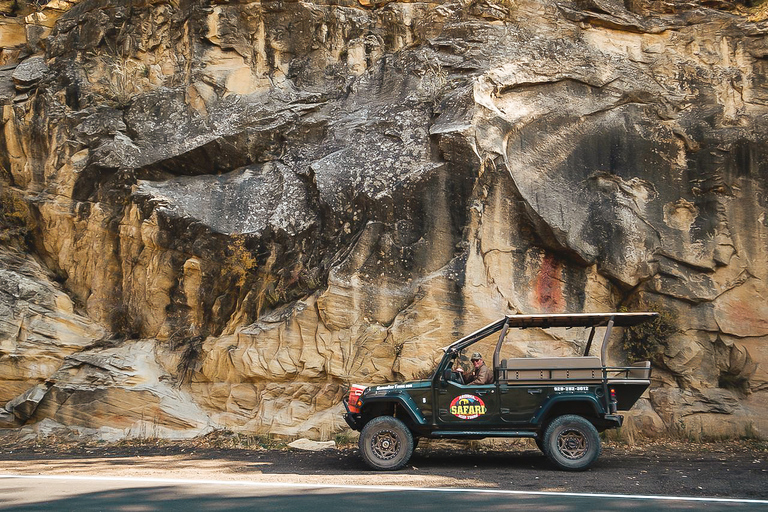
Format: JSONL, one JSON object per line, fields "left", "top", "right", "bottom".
{"left": 450, "top": 394, "right": 486, "bottom": 419}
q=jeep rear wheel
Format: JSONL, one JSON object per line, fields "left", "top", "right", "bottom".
{"left": 359, "top": 416, "right": 414, "bottom": 471}
{"left": 543, "top": 415, "right": 601, "bottom": 471}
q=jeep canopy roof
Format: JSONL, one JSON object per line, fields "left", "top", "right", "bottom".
{"left": 445, "top": 312, "right": 658, "bottom": 353}
{"left": 504, "top": 312, "right": 658, "bottom": 328}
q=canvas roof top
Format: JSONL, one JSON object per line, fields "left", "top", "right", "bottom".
{"left": 504, "top": 312, "right": 658, "bottom": 328}
{"left": 445, "top": 312, "right": 658, "bottom": 352}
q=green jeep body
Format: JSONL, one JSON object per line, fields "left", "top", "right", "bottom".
{"left": 343, "top": 312, "right": 656, "bottom": 471}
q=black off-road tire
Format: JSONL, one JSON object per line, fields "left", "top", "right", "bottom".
{"left": 359, "top": 416, "right": 414, "bottom": 471}
{"left": 542, "top": 415, "right": 602, "bottom": 471}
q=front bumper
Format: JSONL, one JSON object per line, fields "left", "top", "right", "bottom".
{"left": 342, "top": 397, "right": 362, "bottom": 431}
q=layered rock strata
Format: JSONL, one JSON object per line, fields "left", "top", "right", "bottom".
{"left": 0, "top": 0, "right": 766, "bottom": 439}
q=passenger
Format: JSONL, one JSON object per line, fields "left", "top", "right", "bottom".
{"left": 457, "top": 352, "right": 493, "bottom": 385}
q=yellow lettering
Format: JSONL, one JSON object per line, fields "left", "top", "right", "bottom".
{"left": 452, "top": 403, "right": 487, "bottom": 417}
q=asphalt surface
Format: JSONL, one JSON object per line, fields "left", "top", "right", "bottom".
{"left": 1, "top": 475, "right": 766, "bottom": 511}
{"left": 0, "top": 442, "right": 765, "bottom": 511}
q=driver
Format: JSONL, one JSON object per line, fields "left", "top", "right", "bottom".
{"left": 456, "top": 352, "right": 493, "bottom": 385}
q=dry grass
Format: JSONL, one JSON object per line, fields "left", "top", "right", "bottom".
{"left": 226, "top": 234, "right": 258, "bottom": 289}
{"left": 748, "top": 0, "right": 768, "bottom": 21}
{"left": 0, "top": 426, "right": 764, "bottom": 458}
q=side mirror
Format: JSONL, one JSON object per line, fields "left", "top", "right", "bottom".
{"left": 443, "top": 368, "right": 453, "bottom": 381}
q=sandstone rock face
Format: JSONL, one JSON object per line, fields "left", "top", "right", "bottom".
{"left": 0, "top": 0, "right": 767, "bottom": 441}
{"left": 0, "top": 250, "right": 103, "bottom": 406}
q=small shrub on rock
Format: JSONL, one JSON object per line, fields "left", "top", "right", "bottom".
{"left": 621, "top": 300, "right": 678, "bottom": 363}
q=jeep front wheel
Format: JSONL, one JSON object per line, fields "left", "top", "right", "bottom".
{"left": 542, "top": 415, "right": 601, "bottom": 471}
{"left": 359, "top": 416, "right": 414, "bottom": 471}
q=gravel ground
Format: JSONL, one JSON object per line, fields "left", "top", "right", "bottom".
{"left": 0, "top": 438, "right": 765, "bottom": 500}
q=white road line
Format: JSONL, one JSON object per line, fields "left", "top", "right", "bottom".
{"left": 0, "top": 474, "right": 766, "bottom": 505}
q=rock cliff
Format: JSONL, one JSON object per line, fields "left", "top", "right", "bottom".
{"left": 1, "top": 0, "right": 767, "bottom": 440}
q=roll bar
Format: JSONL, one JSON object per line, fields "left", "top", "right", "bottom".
{"left": 443, "top": 312, "right": 658, "bottom": 367}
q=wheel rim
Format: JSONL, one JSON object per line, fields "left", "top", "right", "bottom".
{"left": 556, "top": 428, "right": 588, "bottom": 460}
{"left": 370, "top": 429, "right": 400, "bottom": 460}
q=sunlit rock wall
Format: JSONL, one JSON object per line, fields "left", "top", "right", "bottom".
{"left": 1, "top": 0, "right": 767, "bottom": 440}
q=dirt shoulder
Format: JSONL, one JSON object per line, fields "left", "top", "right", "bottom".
{"left": 0, "top": 438, "right": 765, "bottom": 500}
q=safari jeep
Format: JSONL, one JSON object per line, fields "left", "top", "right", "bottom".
{"left": 343, "top": 312, "right": 656, "bottom": 471}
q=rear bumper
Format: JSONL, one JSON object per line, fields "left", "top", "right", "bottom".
{"left": 604, "top": 414, "right": 624, "bottom": 427}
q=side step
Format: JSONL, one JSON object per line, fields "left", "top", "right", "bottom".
{"left": 430, "top": 430, "right": 538, "bottom": 438}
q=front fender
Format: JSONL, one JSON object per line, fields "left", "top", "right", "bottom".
{"left": 531, "top": 394, "right": 604, "bottom": 425}
{"left": 360, "top": 393, "right": 429, "bottom": 427}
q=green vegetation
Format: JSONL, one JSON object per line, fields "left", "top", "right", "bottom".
{"left": 621, "top": 300, "right": 678, "bottom": 363}
{"left": 334, "top": 431, "right": 355, "bottom": 447}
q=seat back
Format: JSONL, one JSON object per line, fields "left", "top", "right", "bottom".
{"left": 502, "top": 356, "right": 602, "bottom": 381}
{"left": 627, "top": 360, "right": 651, "bottom": 379}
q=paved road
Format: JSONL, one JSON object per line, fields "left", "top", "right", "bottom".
{"left": 1, "top": 475, "right": 767, "bottom": 511}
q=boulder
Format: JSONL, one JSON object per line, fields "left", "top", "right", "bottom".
{"left": 5, "top": 384, "right": 48, "bottom": 422}
{"left": 287, "top": 438, "right": 336, "bottom": 451}
{"left": 11, "top": 56, "right": 48, "bottom": 90}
